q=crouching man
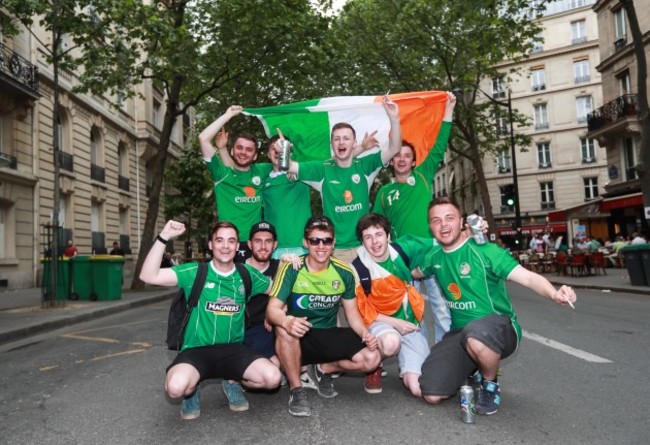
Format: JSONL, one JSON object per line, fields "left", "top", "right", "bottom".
{"left": 267, "top": 215, "right": 381, "bottom": 417}
{"left": 139, "top": 220, "right": 281, "bottom": 420}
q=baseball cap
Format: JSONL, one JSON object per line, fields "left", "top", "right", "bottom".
{"left": 249, "top": 221, "right": 277, "bottom": 240}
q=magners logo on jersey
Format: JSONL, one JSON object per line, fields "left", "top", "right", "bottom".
{"left": 205, "top": 297, "right": 242, "bottom": 315}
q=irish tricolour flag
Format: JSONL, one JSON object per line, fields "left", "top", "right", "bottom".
{"left": 243, "top": 90, "right": 448, "bottom": 165}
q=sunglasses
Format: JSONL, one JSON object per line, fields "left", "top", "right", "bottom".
{"left": 307, "top": 237, "right": 334, "bottom": 246}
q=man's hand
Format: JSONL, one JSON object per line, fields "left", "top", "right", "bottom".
{"left": 443, "top": 91, "right": 457, "bottom": 121}
{"left": 361, "top": 130, "right": 379, "bottom": 150}
{"left": 382, "top": 95, "right": 399, "bottom": 120}
{"left": 551, "top": 285, "right": 577, "bottom": 308}
{"left": 280, "top": 253, "right": 302, "bottom": 270}
{"left": 225, "top": 105, "right": 243, "bottom": 119}
{"left": 283, "top": 315, "right": 312, "bottom": 338}
{"left": 362, "top": 330, "right": 378, "bottom": 350}
{"left": 391, "top": 319, "right": 420, "bottom": 336}
{"left": 159, "top": 220, "right": 186, "bottom": 241}
{"left": 215, "top": 128, "right": 229, "bottom": 150}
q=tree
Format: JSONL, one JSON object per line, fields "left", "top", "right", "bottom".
{"left": 326, "top": 0, "right": 541, "bottom": 229}
{"left": 4, "top": 0, "right": 333, "bottom": 289}
{"left": 619, "top": 0, "right": 650, "bottom": 213}
{"left": 163, "top": 144, "right": 215, "bottom": 256}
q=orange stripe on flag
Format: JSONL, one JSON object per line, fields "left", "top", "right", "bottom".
{"left": 374, "top": 91, "right": 448, "bottom": 166}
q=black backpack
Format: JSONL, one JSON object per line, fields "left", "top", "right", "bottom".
{"left": 352, "top": 243, "right": 410, "bottom": 296}
{"left": 166, "top": 262, "right": 252, "bottom": 350}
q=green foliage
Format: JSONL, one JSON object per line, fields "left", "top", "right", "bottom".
{"left": 163, "top": 144, "right": 215, "bottom": 252}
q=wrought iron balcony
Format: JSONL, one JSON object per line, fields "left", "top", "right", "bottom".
{"left": 0, "top": 42, "right": 39, "bottom": 96}
{"left": 91, "top": 163, "right": 105, "bottom": 183}
{"left": 118, "top": 175, "right": 130, "bottom": 192}
{"left": 58, "top": 151, "right": 74, "bottom": 172}
{"left": 587, "top": 94, "right": 638, "bottom": 132}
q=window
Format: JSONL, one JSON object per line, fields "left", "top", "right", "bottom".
{"left": 496, "top": 115, "right": 509, "bottom": 137}
{"left": 540, "top": 182, "right": 555, "bottom": 210}
{"left": 55, "top": 113, "right": 64, "bottom": 152}
{"left": 581, "top": 138, "right": 597, "bottom": 163}
{"left": 573, "top": 60, "right": 590, "bottom": 84}
{"left": 118, "top": 143, "right": 129, "bottom": 191}
{"left": 492, "top": 77, "right": 506, "bottom": 99}
{"left": 571, "top": 20, "right": 587, "bottom": 44}
{"left": 537, "top": 143, "right": 551, "bottom": 168}
{"left": 497, "top": 150, "right": 511, "bottom": 173}
{"left": 618, "top": 71, "right": 631, "bottom": 95}
{"left": 584, "top": 177, "right": 598, "bottom": 200}
{"left": 0, "top": 207, "right": 5, "bottom": 259}
{"left": 531, "top": 68, "right": 546, "bottom": 91}
{"left": 576, "top": 96, "right": 592, "bottom": 123}
{"left": 614, "top": 8, "right": 627, "bottom": 39}
{"left": 119, "top": 209, "right": 130, "bottom": 254}
{"left": 531, "top": 32, "right": 543, "bottom": 53}
{"left": 500, "top": 184, "right": 515, "bottom": 213}
{"left": 91, "top": 201, "right": 105, "bottom": 253}
{"left": 153, "top": 100, "right": 162, "bottom": 129}
{"left": 623, "top": 137, "right": 637, "bottom": 180}
{"left": 534, "top": 104, "right": 549, "bottom": 130}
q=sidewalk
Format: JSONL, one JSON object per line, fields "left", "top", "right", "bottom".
{"left": 0, "top": 277, "right": 177, "bottom": 345}
{"left": 0, "top": 268, "right": 648, "bottom": 346}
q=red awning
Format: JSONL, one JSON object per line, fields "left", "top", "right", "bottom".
{"left": 497, "top": 223, "right": 567, "bottom": 237}
{"left": 600, "top": 192, "right": 643, "bottom": 211}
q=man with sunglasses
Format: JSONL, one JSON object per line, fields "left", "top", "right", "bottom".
{"left": 266, "top": 216, "right": 381, "bottom": 417}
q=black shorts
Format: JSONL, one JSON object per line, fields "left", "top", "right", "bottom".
{"left": 244, "top": 323, "right": 276, "bottom": 359}
{"left": 300, "top": 327, "right": 366, "bottom": 365}
{"left": 167, "top": 344, "right": 262, "bottom": 382}
{"left": 419, "top": 315, "right": 518, "bottom": 396}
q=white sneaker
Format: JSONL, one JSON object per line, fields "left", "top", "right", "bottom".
{"left": 300, "top": 371, "right": 318, "bottom": 390}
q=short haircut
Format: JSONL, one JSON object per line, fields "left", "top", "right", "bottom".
{"left": 234, "top": 133, "right": 259, "bottom": 150}
{"left": 428, "top": 196, "right": 461, "bottom": 214}
{"left": 209, "top": 221, "right": 239, "bottom": 241}
{"left": 400, "top": 140, "right": 417, "bottom": 164}
{"left": 331, "top": 122, "right": 356, "bottom": 140}
{"left": 304, "top": 215, "right": 335, "bottom": 239}
{"left": 356, "top": 213, "right": 391, "bottom": 241}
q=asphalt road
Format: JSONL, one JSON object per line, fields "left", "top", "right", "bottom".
{"left": 0, "top": 284, "right": 646, "bottom": 445}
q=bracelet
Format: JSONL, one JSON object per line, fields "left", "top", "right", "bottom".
{"left": 156, "top": 234, "right": 169, "bottom": 245}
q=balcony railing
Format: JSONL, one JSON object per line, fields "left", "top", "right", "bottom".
{"left": 571, "top": 36, "right": 587, "bottom": 45}
{"left": 541, "top": 201, "right": 555, "bottom": 210}
{"left": 118, "top": 175, "right": 130, "bottom": 192}
{"left": 535, "top": 122, "right": 549, "bottom": 131}
{"left": 614, "top": 36, "right": 627, "bottom": 51}
{"left": 587, "top": 94, "right": 638, "bottom": 132}
{"left": 58, "top": 151, "right": 74, "bottom": 172}
{"left": 0, "top": 153, "right": 17, "bottom": 169}
{"left": 91, "top": 163, "right": 105, "bottom": 183}
{"left": 574, "top": 75, "right": 590, "bottom": 84}
{"left": 532, "top": 84, "right": 546, "bottom": 91}
{"left": 0, "top": 42, "right": 39, "bottom": 95}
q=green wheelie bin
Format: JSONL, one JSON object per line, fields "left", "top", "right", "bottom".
{"left": 41, "top": 257, "right": 71, "bottom": 301}
{"left": 70, "top": 256, "right": 93, "bottom": 300}
{"left": 90, "top": 255, "right": 126, "bottom": 300}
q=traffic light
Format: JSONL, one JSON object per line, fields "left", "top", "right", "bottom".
{"left": 501, "top": 184, "right": 516, "bottom": 213}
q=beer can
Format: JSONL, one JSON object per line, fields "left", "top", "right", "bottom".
{"left": 460, "top": 385, "right": 476, "bottom": 423}
{"left": 278, "top": 140, "right": 291, "bottom": 171}
{"left": 466, "top": 214, "right": 487, "bottom": 245}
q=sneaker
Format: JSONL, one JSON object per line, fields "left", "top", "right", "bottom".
{"left": 222, "top": 380, "right": 250, "bottom": 412}
{"left": 300, "top": 370, "right": 318, "bottom": 390}
{"left": 364, "top": 367, "right": 383, "bottom": 394}
{"left": 288, "top": 387, "right": 311, "bottom": 417}
{"left": 475, "top": 380, "right": 501, "bottom": 416}
{"left": 180, "top": 386, "right": 201, "bottom": 420}
{"left": 381, "top": 368, "right": 388, "bottom": 377}
{"left": 308, "top": 364, "right": 338, "bottom": 398}
{"left": 466, "top": 370, "right": 483, "bottom": 392}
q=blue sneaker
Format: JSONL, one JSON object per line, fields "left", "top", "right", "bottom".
{"left": 475, "top": 380, "right": 501, "bottom": 415}
{"left": 180, "top": 386, "right": 201, "bottom": 420}
{"left": 222, "top": 380, "right": 249, "bottom": 412}
{"left": 467, "top": 370, "right": 483, "bottom": 392}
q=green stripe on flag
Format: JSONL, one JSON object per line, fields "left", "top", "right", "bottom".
{"left": 244, "top": 99, "right": 332, "bottom": 162}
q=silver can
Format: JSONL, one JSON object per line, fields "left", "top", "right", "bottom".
{"left": 278, "top": 140, "right": 291, "bottom": 171}
{"left": 466, "top": 214, "right": 487, "bottom": 245}
{"left": 460, "top": 385, "right": 476, "bottom": 423}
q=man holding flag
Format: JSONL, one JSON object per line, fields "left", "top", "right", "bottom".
{"left": 278, "top": 96, "right": 400, "bottom": 263}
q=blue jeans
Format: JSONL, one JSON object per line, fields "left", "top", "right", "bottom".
{"left": 412, "top": 276, "right": 451, "bottom": 344}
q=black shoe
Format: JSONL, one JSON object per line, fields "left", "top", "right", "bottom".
{"left": 288, "top": 387, "right": 311, "bottom": 417}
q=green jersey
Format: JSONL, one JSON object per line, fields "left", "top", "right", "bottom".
{"left": 418, "top": 238, "right": 522, "bottom": 340}
{"left": 262, "top": 171, "right": 312, "bottom": 249}
{"left": 205, "top": 155, "right": 273, "bottom": 241}
{"left": 269, "top": 256, "right": 357, "bottom": 329}
{"left": 374, "top": 122, "right": 452, "bottom": 238}
{"left": 173, "top": 261, "right": 271, "bottom": 351}
{"left": 299, "top": 152, "right": 384, "bottom": 249}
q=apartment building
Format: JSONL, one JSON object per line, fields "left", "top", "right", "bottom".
{"left": 587, "top": 0, "right": 650, "bottom": 237}
{"left": 439, "top": 0, "right": 609, "bottom": 248}
{"left": 0, "top": 18, "right": 186, "bottom": 289}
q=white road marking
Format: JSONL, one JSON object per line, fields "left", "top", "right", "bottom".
{"left": 523, "top": 330, "right": 613, "bottom": 363}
